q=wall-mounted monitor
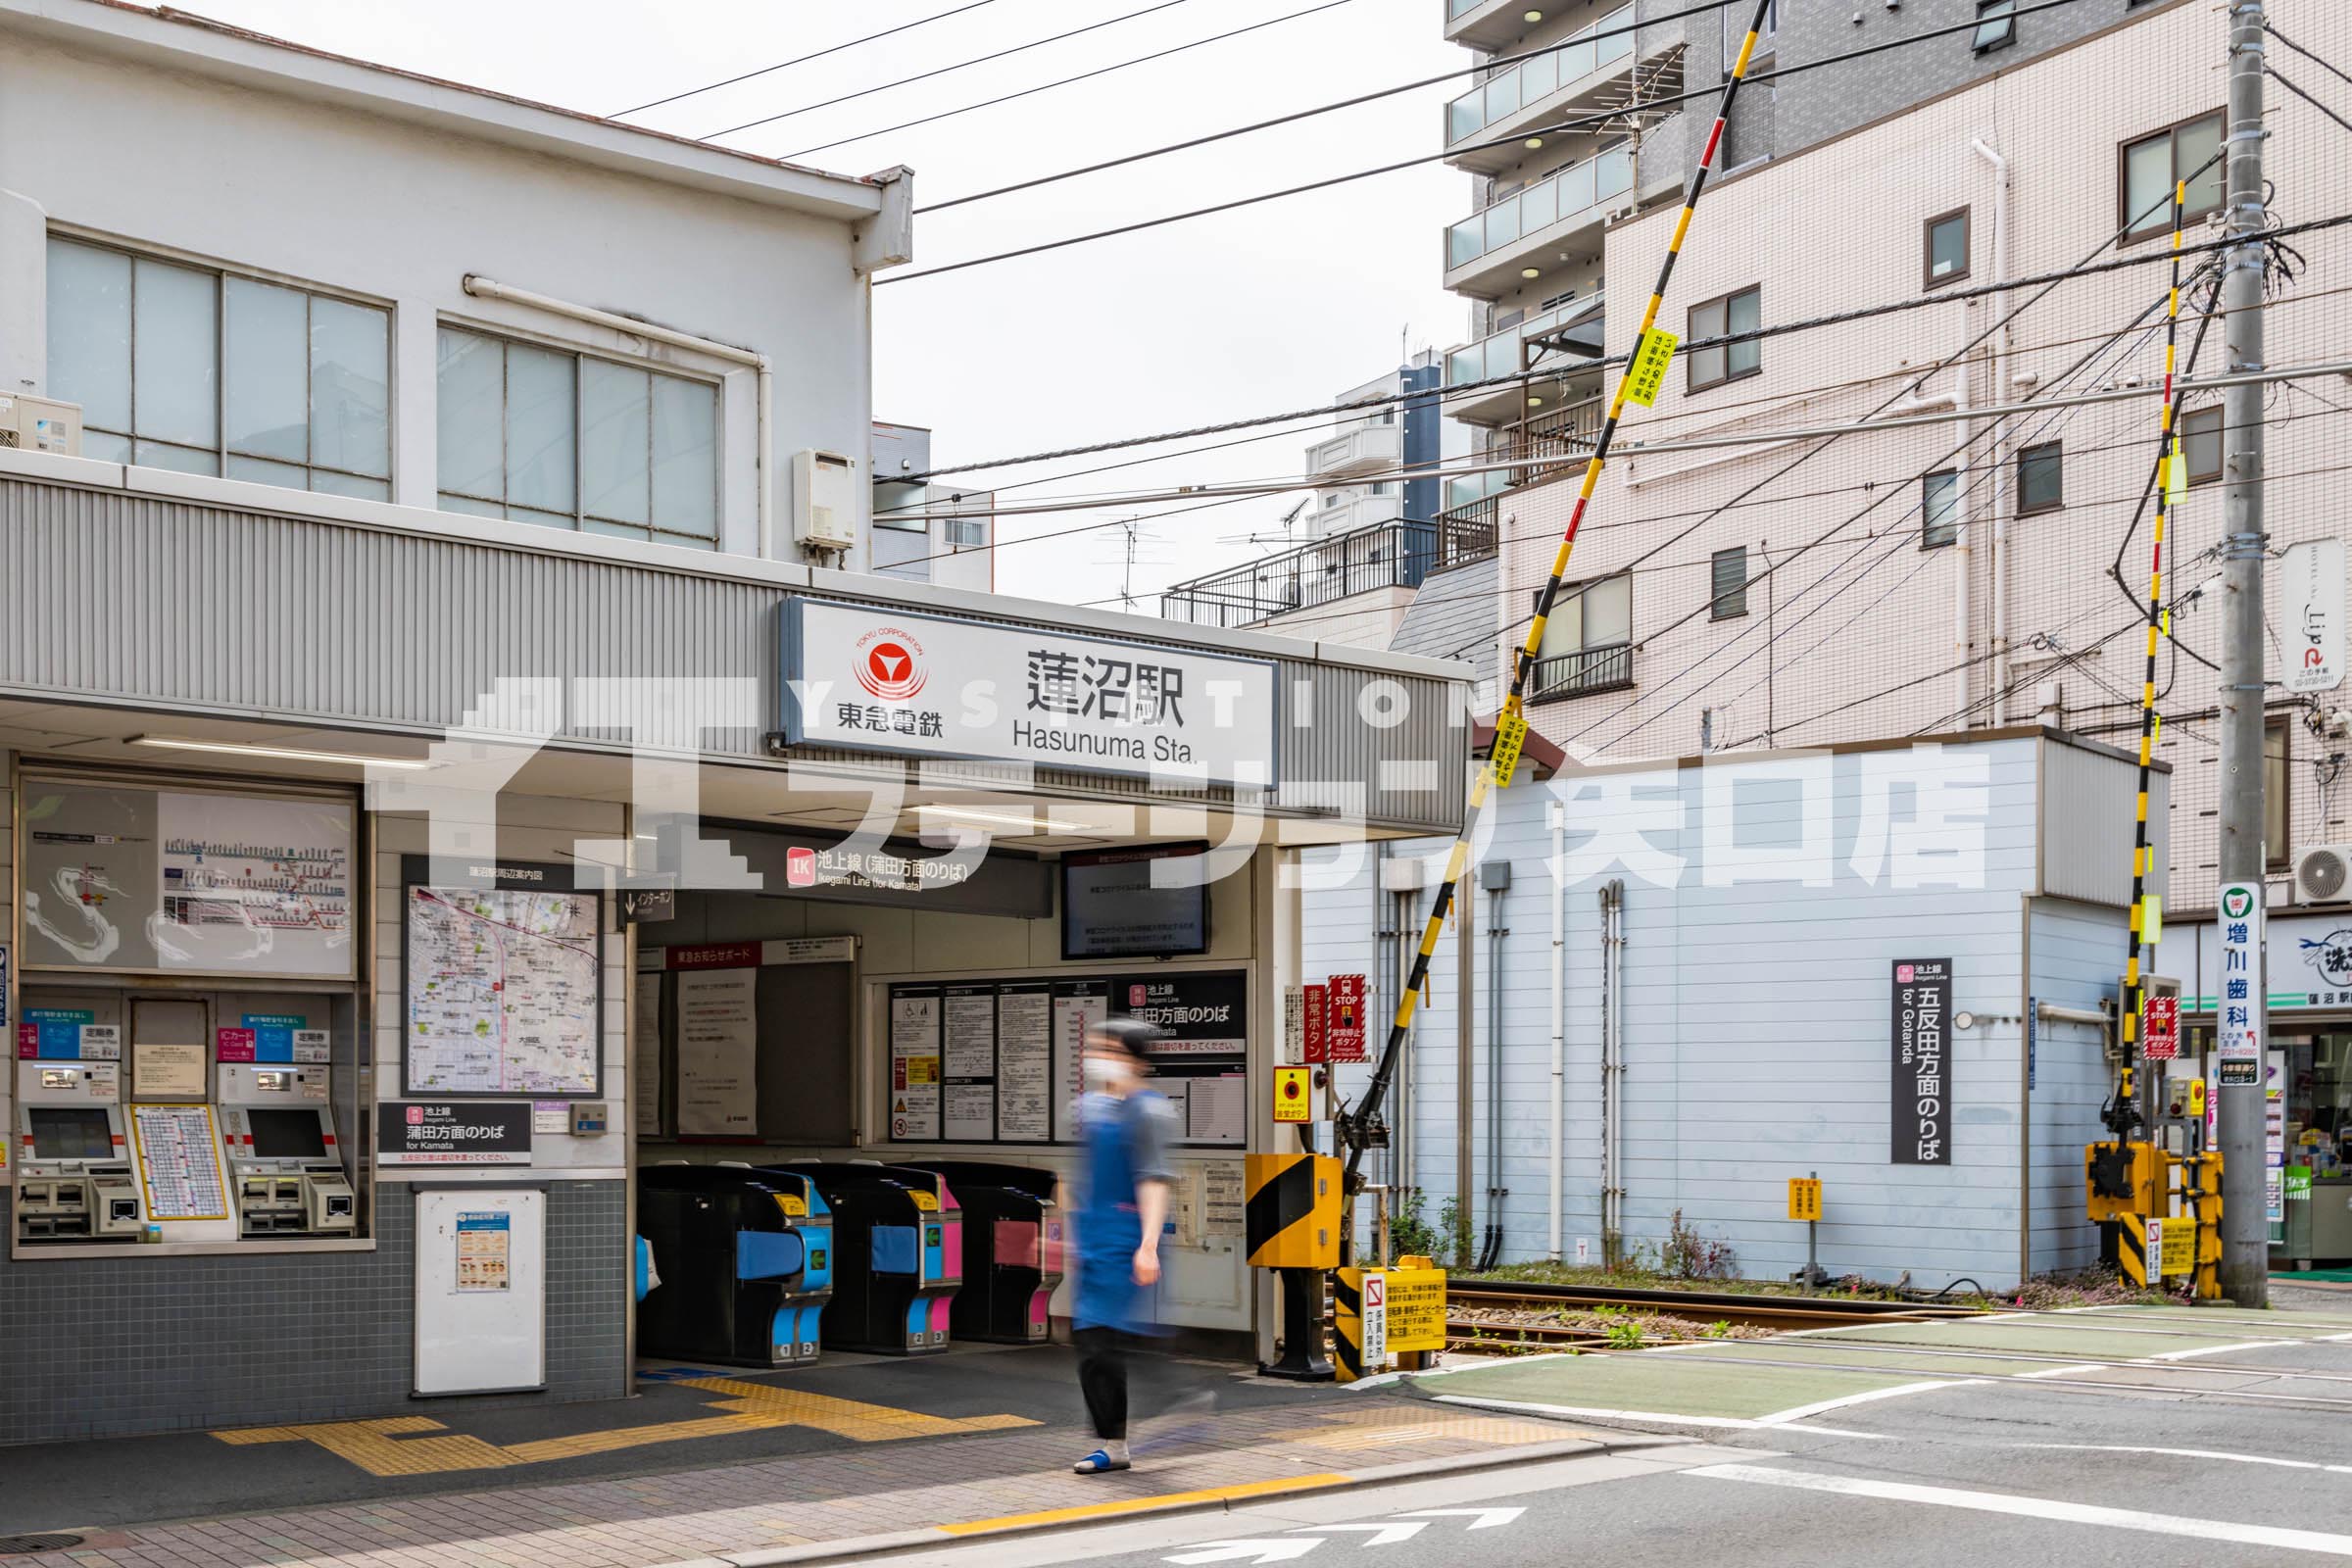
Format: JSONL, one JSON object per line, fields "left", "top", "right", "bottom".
{"left": 1061, "top": 844, "right": 1210, "bottom": 960}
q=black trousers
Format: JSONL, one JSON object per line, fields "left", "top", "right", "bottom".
{"left": 1075, "top": 1326, "right": 1135, "bottom": 1441}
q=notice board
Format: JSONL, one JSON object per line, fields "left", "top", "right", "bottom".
{"left": 642, "top": 940, "right": 856, "bottom": 1145}
{"left": 413, "top": 1188, "right": 545, "bottom": 1396}
{"left": 890, "top": 969, "right": 1249, "bottom": 1147}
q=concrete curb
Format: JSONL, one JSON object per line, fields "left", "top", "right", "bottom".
{"left": 665, "top": 1432, "right": 1676, "bottom": 1567}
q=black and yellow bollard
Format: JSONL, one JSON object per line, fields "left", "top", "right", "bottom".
{"left": 1246, "top": 1152, "right": 1338, "bottom": 1381}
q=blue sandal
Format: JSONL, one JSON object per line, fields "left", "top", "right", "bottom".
{"left": 1074, "top": 1448, "right": 1132, "bottom": 1474}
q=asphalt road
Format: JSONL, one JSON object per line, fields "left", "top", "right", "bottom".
{"left": 880, "top": 1312, "right": 2352, "bottom": 1568}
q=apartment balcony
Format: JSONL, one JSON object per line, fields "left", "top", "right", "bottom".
{"left": 1158, "top": 517, "right": 1435, "bottom": 631}
{"left": 1305, "top": 421, "right": 1402, "bottom": 482}
{"left": 1313, "top": 492, "right": 1404, "bottom": 537}
{"left": 1530, "top": 641, "right": 1634, "bottom": 700}
{"left": 1444, "top": 142, "right": 1633, "bottom": 300}
{"left": 1445, "top": 5, "right": 1646, "bottom": 176}
{"left": 1444, "top": 293, "right": 1606, "bottom": 425}
{"left": 1445, "top": 0, "right": 1546, "bottom": 51}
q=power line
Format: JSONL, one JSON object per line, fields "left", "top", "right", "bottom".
{"left": 1555, "top": 281, "right": 2178, "bottom": 754}
{"left": 875, "top": 0, "right": 2098, "bottom": 285}
{"left": 787, "top": 0, "right": 1360, "bottom": 161}
{"left": 906, "top": 284, "right": 2352, "bottom": 524}
{"left": 887, "top": 202, "right": 2352, "bottom": 483}
{"left": 914, "top": 0, "right": 1742, "bottom": 214}
{"left": 611, "top": 1, "right": 999, "bottom": 120}
{"left": 703, "top": 0, "right": 1199, "bottom": 142}
{"left": 1444, "top": 144, "right": 2240, "bottom": 678}
{"left": 2268, "top": 68, "right": 2352, "bottom": 139}
{"left": 2264, "top": 21, "right": 2352, "bottom": 95}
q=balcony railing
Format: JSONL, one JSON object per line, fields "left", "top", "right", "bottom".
{"left": 1509, "top": 396, "right": 1605, "bottom": 486}
{"left": 1448, "top": 0, "right": 1487, "bottom": 17}
{"left": 1306, "top": 422, "right": 1402, "bottom": 481}
{"left": 1436, "top": 496, "right": 1498, "bottom": 569}
{"left": 1446, "top": 143, "right": 1634, "bottom": 273}
{"left": 1531, "top": 642, "right": 1634, "bottom": 699}
{"left": 1159, "top": 518, "right": 1435, "bottom": 630}
{"left": 1446, "top": 6, "right": 1635, "bottom": 145}
{"left": 1446, "top": 295, "right": 1605, "bottom": 389}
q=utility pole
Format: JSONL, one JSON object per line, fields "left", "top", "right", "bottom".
{"left": 2216, "top": 0, "right": 2269, "bottom": 1307}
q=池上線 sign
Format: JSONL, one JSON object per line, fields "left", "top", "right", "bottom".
{"left": 778, "top": 597, "right": 1279, "bottom": 785}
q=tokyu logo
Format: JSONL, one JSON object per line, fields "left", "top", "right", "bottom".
{"left": 854, "top": 627, "right": 927, "bottom": 702}
{"left": 2221, "top": 886, "right": 2257, "bottom": 920}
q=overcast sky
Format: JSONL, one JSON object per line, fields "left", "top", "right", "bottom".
{"left": 192, "top": 0, "right": 1468, "bottom": 611}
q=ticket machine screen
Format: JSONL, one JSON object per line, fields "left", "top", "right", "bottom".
{"left": 248, "top": 1108, "right": 327, "bottom": 1161}
{"left": 28, "top": 1106, "right": 114, "bottom": 1160}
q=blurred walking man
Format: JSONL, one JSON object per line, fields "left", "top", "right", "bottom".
{"left": 1070, "top": 1017, "right": 1177, "bottom": 1475}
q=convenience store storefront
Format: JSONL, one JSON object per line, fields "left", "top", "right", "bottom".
{"left": 0, "top": 453, "right": 1471, "bottom": 1444}
{"left": 2174, "top": 906, "right": 2352, "bottom": 1267}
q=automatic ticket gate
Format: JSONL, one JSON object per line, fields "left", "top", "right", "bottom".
{"left": 778, "top": 1162, "right": 961, "bottom": 1355}
{"left": 637, "top": 1164, "right": 833, "bottom": 1367}
{"left": 902, "top": 1161, "right": 1063, "bottom": 1344}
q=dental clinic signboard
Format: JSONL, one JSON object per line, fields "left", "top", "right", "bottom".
{"left": 779, "top": 598, "right": 1279, "bottom": 785}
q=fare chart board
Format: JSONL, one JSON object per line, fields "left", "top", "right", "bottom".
{"left": 889, "top": 970, "right": 1249, "bottom": 1147}
{"left": 404, "top": 867, "right": 604, "bottom": 1098}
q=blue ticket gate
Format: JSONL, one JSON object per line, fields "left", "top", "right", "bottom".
{"left": 636, "top": 1164, "right": 833, "bottom": 1367}
{"left": 774, "top": 1162, "right": 962, "bottom": 1355}
{"left": 902, "top": 1160, "right": 1063, "bottom": 1344}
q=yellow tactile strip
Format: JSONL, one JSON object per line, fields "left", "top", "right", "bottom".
{"left": 21, "top": 1396, "right": 1590, "bottom": 1568}
{"left": 214, "top": 1377, "right": 1042, "bottom": 1477}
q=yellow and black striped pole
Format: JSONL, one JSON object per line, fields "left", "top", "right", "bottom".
{"left": 2115, "top": 178, "right": 2191, "bottom": 1151}
{"left": 1343, "top": 0, "right": 1779, "bottom": 1195}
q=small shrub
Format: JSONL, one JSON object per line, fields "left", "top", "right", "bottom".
{"left": 1605, "top": 1318, "right": 1646, "bottom": 1349}
{"left": 1659, "top": 1208, "right": 1737, "bottom": 1281}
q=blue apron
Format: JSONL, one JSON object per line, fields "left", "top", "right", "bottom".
{"left": 1074, "top": 1090, "right": 1161, "bottom": 1334}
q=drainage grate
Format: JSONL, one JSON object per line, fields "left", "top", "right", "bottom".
{"left": 0, "top": 1536, "right": 84, "bottom": 1555}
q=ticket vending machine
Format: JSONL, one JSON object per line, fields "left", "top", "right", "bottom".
{"left": 216, "top": 1065, "right": 355, "bottom": 1237}
{"left": 778, "top": 1163, "right": 960, "bottom": 1355}
{"left": 13, "top": 1061, "right": 142, "bottom": 1242}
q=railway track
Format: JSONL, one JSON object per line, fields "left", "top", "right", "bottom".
{"left": 1444, "top": 1279, "right": 1981, "bottom": 1354}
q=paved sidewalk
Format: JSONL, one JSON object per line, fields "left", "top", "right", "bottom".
{"left": 9, "top": 1396, "right": 1604, "bottom": 1568}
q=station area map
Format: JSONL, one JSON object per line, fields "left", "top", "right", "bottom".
{"left": 406, "top": 885, "right": 602, "bottom": 1095}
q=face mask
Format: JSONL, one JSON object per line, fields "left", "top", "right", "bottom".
{"left": 1083, "top": 1057, "right": 1123, "bottom": 1094}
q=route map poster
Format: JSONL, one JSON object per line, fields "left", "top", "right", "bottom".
{"left": 406, "top": 876, "right": 604, "bottom": 1097}
{"left": 19, "top": 780, "right": 353, "bottom": 978}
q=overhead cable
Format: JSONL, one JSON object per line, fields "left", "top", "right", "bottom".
{"left": 789, "top": 0, "right": 1360, "bottom": 160}
{"left": 611, "top": 1, "right": 999, "bottom": 120}
{"left": 875, "top": 0, "right": 2097, "bottom": 285}
{"left": 704, "top": 0, "right": 1198, "bottom": 141}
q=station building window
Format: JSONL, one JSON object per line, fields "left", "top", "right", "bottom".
{"left": 44, "top": 235, "right": 391, "bottom": 497}
{"left": 436, "top": 326, "right": 719, "bottom": 548}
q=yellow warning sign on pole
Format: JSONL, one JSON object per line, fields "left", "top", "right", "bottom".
{"left": 1622, "top": 328, "right": 1679, "bottom": 408}
{"left": 1788, "top": 1177, "right": 1822, "bottom": 1221}
{"left": 1492, "top": 711, "right": 1531, "bottom": 787}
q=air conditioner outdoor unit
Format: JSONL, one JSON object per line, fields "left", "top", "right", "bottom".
{"left": 0, "top": 393, "right": 81, "bottom": 456}
{"left": 792, "top": 448, "right": 858, "bottom": 551}
{"left": 2294, "top": 844, "right": 2352, "bottom": 905}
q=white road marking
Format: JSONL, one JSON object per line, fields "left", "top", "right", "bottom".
{"left": 2149, "top": 1340, "right": 2299, "bottom": 1361}
{"left": 2017, "top": 1364, "right": 2106, "bottom": 1378}
{"left": 2018, "top": 1443, "right": 2352, "bottom": 1475}
{"left": 1424, "top": 1393, "right": 1893, "bottom": 1436}
{"left": 1753, "top": 1380, "right": 1983, "bottom": 1425}
{"left": 1165, "top": 1540, "right": 1322, "bottom": 1565}
{"left": 1687, "top": 1463, "right": 2352, "bottom": 1555}
{"left": 1286, "top": 1524, "right": 1427, "bottom": 1546}
{"left": 1387, "top": 1508, "right": 1527, "bottom": 1530}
